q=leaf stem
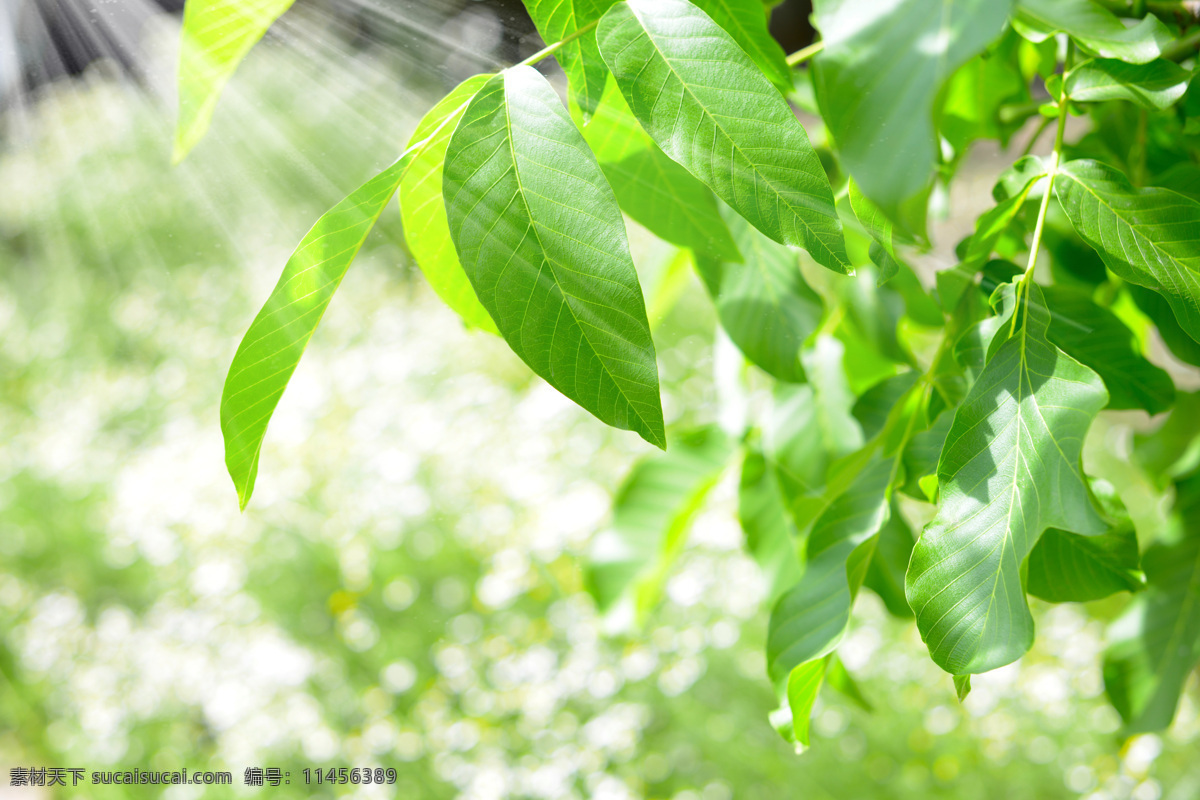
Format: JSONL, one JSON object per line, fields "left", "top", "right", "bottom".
{"left": 1011, "top": 44, "right": 1074, "bottom": 338}
{"left": 786, "top": 40, "right": 825, "bottom": 68}
{"left": 517, "top": 20, "right": 601, "bottom": 68}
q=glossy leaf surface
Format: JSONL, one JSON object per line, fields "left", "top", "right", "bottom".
{"left": 1013, "top": 0, "right": 1171, "bottom": 64}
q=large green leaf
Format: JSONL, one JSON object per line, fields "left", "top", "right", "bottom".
{"left": 1027, "top": 482, "right": 1144, "bottom": 603}
{"left": 522, "top": 0, "right": 616, "bottom": 118}
{"left": 739, "top": 447, "right": 804, "bottom": 604}
{"left": 1104, "top": 475, "right": 1200, "bottom": 733}
{"left": 175, "top": 0, "right": 296, "bottom": 161}
{"left": 693, "top": 0, "right": 792, "bottom": 92}
{"left": 221, "top": 156, "right": 410, "bottom": 510}
{"left": 1056, "top": 159, "right": 1200, "bottom": 344}
{"left": 399, "top": 75, "right": 498, "bottom": 334}
{"left": 1012, "top": 0, "right": 1172, "bottom": 65}
{"left": 907, "top": 284, "right": 1109, "bottom": 675}
{"left": 694, "top": 207, "right": 825, "bottom": 382}
{"left": 1066, "top": 57, "right": 1191, "bottom": 111}
{"left": 811, "top": 0, "right": 1013, "bottom": 215}
{"left": 597, "top": 0, "right": 849, "bottom": 274}
{"left": 443, "top": 67, "right": 665, "bottom": 448}
{"left": 586, "top": 427, "right": 732, "bottom": 613}
{"left": 583, "top": 82, "right": 741, "bottom": 261}
{"left": 1042, "top": 286, "right": 1175, "bottom": 414}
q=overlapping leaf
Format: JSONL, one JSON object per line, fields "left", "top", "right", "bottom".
{"left": 221, "top": 155, "right": 411, "bottom": 509}
{"left": 1013, "top": 0, "right": 1172, "bottom": 64}
{"left": 587, "top": 427, "right": 732, "bottom": 613}
{"left": 1104, "top": 475, "right": 1200, "bottom": 733}
{"left": 597, "top": 0, "right": 849, "bottom": 274}
{"left": 811, "top": 0, "right": 1013, "bottom": 216}
{"left": 739, "top": 447, "right": 804, "bottom": 604}
{"left": 176, "top": 0, "right": 296, "bottom": 160}
{"left": 693, "top": 0, "right": 792, "bottom": 93}
{"left": 694, "top": 207, "right": 824, "bottom": 382}
{"left": 399, "top": 75, "right": 498, "bottom": 333}
{"left": 907, "top": 284, "right": 1108, "bottom": 675}
{"left": 443, "top": 66, "right": 665, "bottom": 448}
{"left": 1066, "top": 58, "right": 1190, "bottom": 111}
{"left": 1056, "top": 159, "right": 1200, "bottom": 344}
{"left": 583, "top": 82, "right": 741, "bottom": 261}
{"left": 523, "top": 0, "right": 616, "bottom": 118}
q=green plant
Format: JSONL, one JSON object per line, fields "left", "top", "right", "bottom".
{"left": 180, "top": 0, "right": 1200, "bottom": 748}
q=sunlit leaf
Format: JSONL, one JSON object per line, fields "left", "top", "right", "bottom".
{"left": 221, "top": 155, "right": 410, "bottom": 510}
{"left": 522, "top": 0, "right": 617, "bottom": 118}
{"left": 586, "top": 427, "right": 733, "bottom": 614}
{"left": 1056, "top": 159, "right": 1200, "bottom": 344}
{"left": 1013, "top": 0, "right": 1172, "bottom": 64}
{"left": 811, "top": 0, "right": 1013, "bottom": 216}
{"left": 1104, "top": 474, "right": 1200, "bottom": 733}
{"left": 399, "top": 74, "right": 498, "bottom": 334}
{"left": 694, "top": 207, "right": 825, "bottom": 382}
{"left": 443, "top": 67, "right": 665, "bottom": 448}
{"left": 863, "top": 503, "right": 916, "bottom": 618}
{"left": 693, "top": 0, "right": 793, "bottom": 93}
{"left": 1066, "top": 58, "right": 1190, "bottom": 111}
{"left": 907, "top": 284, "right": 1108, "bottom": 675}
{"left": 176, "top": 0, "right": 296, "bottom": 161}
{"left": 598, "top": 0, "right": 849, "bottom": 274}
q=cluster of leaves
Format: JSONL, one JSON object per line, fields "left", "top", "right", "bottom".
{"left": 178, "top": 0, "right": 1200, "bottom": 748}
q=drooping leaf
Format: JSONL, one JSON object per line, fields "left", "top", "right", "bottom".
{"left": 175, "top": 0, "right": 296, "bottom": 161}
{"left": 739, "top": 446, "right": 804, "bottom": 604}
{"left": 1127, "top": 283, "right": 1200, "bottom": 367}
{"left": 907, "top": 284, "right": 1109, "bottom": 675}
{"left": 1066, "top": 57, "right": 1190, "bottom": 111}
{"left": 443, "top": 66, "right": 665, "bottom": 448}
{"left": 597, "top": 0, "right": 849, "bottom": 274}
{"left": 693, "top": 0, "right": 793, "bottom": 93}
{"left": 864, "top": 503, "right": 916, "bottom": 618}
{"left": 522, "top": 0, "right": 617, "bottom": 118}
{"left": 399, "top": 74, "right": 498, "bottom": 334}
{"left": 771, "top": 657, "right": 829, "bottom": 749}
{"left": 954, "top": 674, "right": 972, "bottom": 702}
{"left": 1056, "top": 159, "right": 1200, "bottom": 344}
{"left": 853, "top": 372, "right": 921, "bottom": 441}
{"left": 586, "top": 427, "right": 733, "bottom": 613}
{"left": 1012, "top": 0, "right": 1172, "bottom": 65}
{"left": 825, "top": 656, "right": 873, "bottom": 712}
{"left": 767, "top": 455, "right": 894, "bottom": 685}
{"left": 811, "top": 0, "right": 1013, "bottom": 215}
{"left": 1028, "top": 525, "right": 1143, "bottom": 604}
{"left": 221, "top": 155, "right": 410, "bottom": 510}
{"left": 583, "top": 82, "right": 741, "bottom": 261}
{"left": 1104, "top": 474, "right": 1200, "bottom": 733}
{"left": 849, "top": 179, "right": 916, "bottom": 286}
{"left": 1041, "top": 285, "right": 1175, "bottom": 414}
{"left": 694, "top": 207, "right": 825, "bottom": 382}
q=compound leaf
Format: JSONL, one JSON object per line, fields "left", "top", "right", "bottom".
{"left": 907, "top": 284, "right": 1108, "bottom": 675}
{"left": 1056, "top": 159, "right": 1200, "bottom": 345}
{"left": 176, "top": 0, "right": 296, "bottom": 161}
{"left": 400, "top": 75, "right": 498, "bottom": 334}
{"left": 443, "top": 67, "right": 665, "bottom": 448}
{"left": 811, "top": 0, "right": 1013, "bottom": 215}
{"left": 598, "top": 0, "right": 849, "bottom": 274}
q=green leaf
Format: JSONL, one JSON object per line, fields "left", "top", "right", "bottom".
{"left": 1027, "top": 525, "right": 1143, "bottom": 604}
{"left": 771, "top": 657, "right": 829, "bottom": 749}
{"left": 221, "top": 156, "right": 410, "bottom": 510}
{"left": 175, "top": 0, "right": 296, "bottom": 161}
{"left": 399, "top": 75, "right": 498, "bottom": 334}
{"left": 811, "top": 0, "right": 1013, "bottom": 214}
{"left": 864, "top": 503, "right": 916, "bottom": 618}
{"left": 1066, "top": 57, "right": 1190, "bottom": 111}
{"left": 1041, "top": 285, "right": 1174, "bottom": 414}
{"left": 849, "top": 179, "right": 916, "bottom": 286}
{"left": 826, "top": 656, "right": 873, "bottom": 712}
{"left": 597, "top": 0, "right": 849, "bottom": 274}
{"left": 939, "top": 31, "right": 1032, "bottom": 157}
{"left": 1104, "top": 475, "right": 1200, "bottom": 733}
{"left": 1012, "top": 0, "right": 1172, "bottom": 64}
{"left": 1056, "top": 159, "right": 1200, "bottom": 344}
{"left": 586, "top": 427, "right": 732, "bottom": 613}
{"left": 906, "top": 284, "right": 1109, "bottom": 675}
{"left": 767, "top": 454, "right": 894, "bottom": 685}
{"left": 954, "top": 674, "right": 972, "bottom": 702}
{"left": 583, "top": 82, "right": 742, "bottom": 261}
{"left": 739, "top": 447, "right": 804, "bottom": 605}
{"left": 443, "top": 67, "right": 665, "bottom": 448}
{"left": 693, "top": 0, "right": 793, "bottom": 93}
{"left": 522, "top": 0, "right": 617, "bottom": 118}
{"left": 694, "top": 206, "right": 825, "bottom": 382}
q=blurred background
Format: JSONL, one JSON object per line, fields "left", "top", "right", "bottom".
{"left": 1, "top": 1, "right": 1198, "bottom": 798}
